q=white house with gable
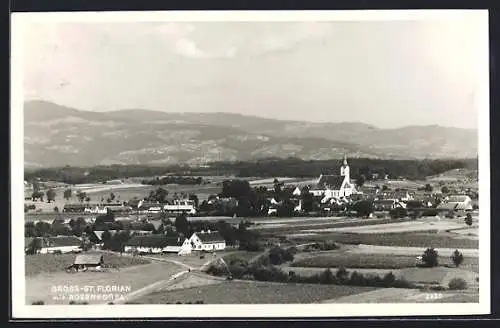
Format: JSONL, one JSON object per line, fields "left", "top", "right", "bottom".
{"left": 189, "top": 230, "right": 226, "bottom": 252}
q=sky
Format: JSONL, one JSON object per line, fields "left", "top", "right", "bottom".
{"left": 21, "top": 12, "right": 487, "bottom": 129}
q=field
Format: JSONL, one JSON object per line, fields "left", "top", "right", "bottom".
{"left": 288, "top": 231, "right": 479, "bottom": 249}
{"left": 222, "top": 250, "right": 263, "bottom": 262}
{"left": 24, "top": 182, "right": 222, "bottom": 214}
{"left": 133, "top": 280, "right": 377, "bottom": 304}
{"left": 26, "top": 261, "right": 185, "bottom": 305}
{"left": 290, "top": 253, "right": 478, "bottom": 272}
{"left": 25, "top": 252, "right": 151, "bottom": 277}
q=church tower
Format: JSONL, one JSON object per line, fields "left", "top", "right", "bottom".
{"left": 340, "top": 154, "right": 350, "bottom": 183}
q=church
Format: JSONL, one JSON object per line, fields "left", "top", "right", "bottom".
{"left": 310, "top": 155, "right": 356, "bottom": 199}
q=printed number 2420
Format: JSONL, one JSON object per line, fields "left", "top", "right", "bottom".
{"left": 425, "top": 293, "right": 443, "bottom": 300}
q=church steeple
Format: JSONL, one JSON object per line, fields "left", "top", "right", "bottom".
{"left": 340, "top": 154, "right": 350, "bottom": 183}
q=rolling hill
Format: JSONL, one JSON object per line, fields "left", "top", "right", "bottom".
{"left": 23, "top": 100, "right": 478, "bottom": 167}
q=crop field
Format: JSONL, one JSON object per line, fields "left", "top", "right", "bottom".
{"left": 133, "top": 280, "right": 377, "bottom": 304}
{"left": 291, "top": 253, "right": 479, "bottom": 271}
{"left": 254, "top": 217, "right": 411, "bottom": 234}
{"left": 25, "top": 252, "right": 150, "bottom": 277}
{"left": 288, "top": 231, "right": 479, "bottom": 249}
{"left": 26, "top": 261, "right": 185, "bottom": 305}
{"left": 317, "top": 220, "right": 468, "bottom": 234}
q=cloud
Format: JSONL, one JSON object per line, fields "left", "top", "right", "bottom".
{"left": 253, "top": 22, "right": 335, "bottom": 56}
{"left": 174, "top": 38, "right": 208, "bottom": 58}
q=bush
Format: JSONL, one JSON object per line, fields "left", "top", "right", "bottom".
{"left": 267, "top": 246, "right": 296, "bottom": 265}
{"left": 451, "top": 250, "right": 464, "bottom": 267}
{"left": 31, "top": 300, "right": 44, "bottom": 305}
{"left": 464, "top": 214, "right": 473, "bottom": 226}
{"left": 421, "top": 248, "right": 439, "bottom": 267}
{"left": 390, "top": 207, "right": 408, "bottom": 219}
{"left": 448, "top": 278, "right": 468, "bottom": 290}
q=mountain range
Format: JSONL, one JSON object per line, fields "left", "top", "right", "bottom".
{"left": 23, "top": 100, "right": 478, "bottom": 168}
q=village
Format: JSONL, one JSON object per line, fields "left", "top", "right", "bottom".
{"left": 23, "top": 156, "right": 480, "bottom": 305}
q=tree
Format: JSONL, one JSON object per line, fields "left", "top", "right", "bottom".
{"left": 300, "top": 186, "right": 314, "bottom": 213}
{"left": 451, "top": 250, "right": 464, "bottom": 268}
{"left": 53, "top": 206, "right": 60, "bottom": 213}
{"left": 421, "top": 248, "right": 439, "bottom": 267}
{"left": 46, "top": 189, "right": 56, "bottom": 203}
{"left": 175, "top": 214, "right": 189, "bottom": 235}
{"left": 465, "top": 213, "right": 473, "bottom": 226}
{"left": 189, "top": 194, "right": 199, "bottom": 208}
{"left": 26, "top": 237, "right": 43, "bottom": 254}
{"left": 110, "top": 192, "right": 116, "bottom": 201}
{"left": 424, "top": 184, "right": 433, "bottom": 192}
{"left": 63, "top": 188, "right": 72, "bottom": 201}
{"left": 34, "top": 221, "right": 52, "bottom": 237}
{"left": 24, "top": 222, "right": 38, "bottom": 237}
{"left": 101, "top": 230, "right": 112, "bottom": 248}
{"left": 351, "top": 200, "right": 373, "bottom": 218}
{"left": 76, "top": 191, "right": 87, "bottom": 203}
{"left": 355, "top": 174, "right": 366, "bottom": 188}
{"left": 441, "top": 186, "right": 449, "bottom": 194}
{"left": 32, "top": 191, "right": 44, "bottom": 202}
{"left": 382, "top": 185, "right": 389, "bottom": 191}
{"left": 335, "top": 266, "right": 349, "bottom": 284}
{"left": 85, "top": 196, "right": 91, "bottom": 204}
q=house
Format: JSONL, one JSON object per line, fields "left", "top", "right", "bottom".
{"left": 63, "top": 204, "right": 88, "bottom": 213}
{"left": 70, "top": 254, "right": 104, "bottom": 271}
{"left": 123, "top": 235, "right": 191, "bottom": 255}
{"left": 163, "top": 199, "right": 197, "bottom": 215}
{"left": 188, "top": 230, "right": 226, "bottom": 252}
{"left": 103, "top": 203, "right": 133, "bottom": 214}
{"left": 311, "top": 155, "right": 356, "bottom": 199}
{"left": 38, "top": 236, "right": 83, "bottom": 254}
{"left": 138, "top": 201, "right": 164, "bottom": 213}
{"left": 437, "top": 195, "right": 473, "bottom": 211}
{"left": 292, "top": 187, "right": 302, "bottom": 197}
{"left": 127, "top": 198, "right": 142, "bottom": 209}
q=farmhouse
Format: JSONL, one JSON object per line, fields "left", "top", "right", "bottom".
{"left": 71, "top": 254, "right": 104, "bottom": 271}
{"left": 124, "top": 235, "right": 192, "bottom": 255}
{"left": 437, "top": 195, "right": 473, "bottom": 211}
{"left": 163, "top": 199, "right": 197, "bottom": 215}
{"left": 189, "top": 230, "right": 226, "bottom": 252}
{"left": 37, "top": 236, "right": 83, "bottom": 254}
{"left": 310, "top": 155, "right": 356, "bottom": 198}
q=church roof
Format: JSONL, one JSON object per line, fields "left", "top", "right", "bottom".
{"left": 317, "top": 175, "right": 345, "bottom": 190}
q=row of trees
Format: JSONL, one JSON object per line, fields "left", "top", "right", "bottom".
{"left": 141, "top": 176, "right": 204, "bottom": 186}
{"left": 24, "top": 158, "right": 477, "bottom": 184}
